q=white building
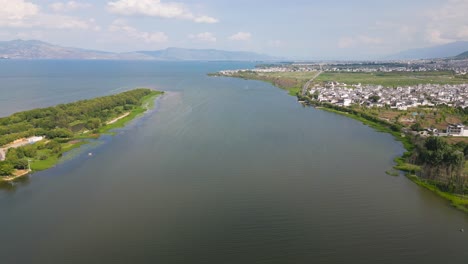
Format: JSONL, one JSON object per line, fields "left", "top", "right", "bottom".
{"left": 343, "top": 98, "right": 352, "bottom": 106}
{"left": 27, "top": 136, "right": 44, "bottom": 144}
{"left": 447, "top": 124, "right": 468, "bottom": 137}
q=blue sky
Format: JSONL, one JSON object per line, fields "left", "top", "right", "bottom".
{"left": 0, "top": 0, "right": 467, "bottom": 59}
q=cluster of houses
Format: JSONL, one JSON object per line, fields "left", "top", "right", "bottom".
{"left": 251, "top": 57, "right": 468, "bottom": 75}
{"left": 321, "top": 60, "right": 468, "bottom": 74}
{"left": 218, "top": 67, "right": 294, "bottom": 75}
{"left": 309, "top": 83, "right": 468, "bottom": 110}
{"left": 221, "top": 61, "right": 468, "bottom": 76}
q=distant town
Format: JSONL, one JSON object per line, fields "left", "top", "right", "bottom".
{"left": 308, "top": 83, "right": 468, "bottom": 110}
{"left": 213, "top": 57, "right": 468, "bottom": 140}
{"left": 218, "top": 58, "right": 468, "bottom": 112}
{"left": 220, "top": 58, "right": 468, "bottom": 76}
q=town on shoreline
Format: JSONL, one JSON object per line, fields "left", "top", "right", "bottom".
{"left": 212, "top": 58, "right": 468, "bottom": 213}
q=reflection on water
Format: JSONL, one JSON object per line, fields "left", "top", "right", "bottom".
{"left": 0, "top": 175, "right": 31, "bottom": 192}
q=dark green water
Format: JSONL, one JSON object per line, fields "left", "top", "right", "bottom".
{"left": 0, "top": 61, "right": 467, "bottom": 263}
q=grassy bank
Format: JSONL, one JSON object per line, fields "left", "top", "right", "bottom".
{"left": 211, "top": 71, "right": 306, "bottom": 97}
{"left": 312, "top": 103, "right": 413, "bottom": 150}
{"left": 97, "top": 91, "right": 162, "bottom": 134}
{"left": 312, "top": 101, "right": 468, "bottom": 213}
{"left": 30, "top": 140, "right": 88, "bottom": 171}
{"left": 34, "top": 90, "right": 162, "bottom": 171}
{"left": 407, "top": 174, "right": 468, "bottom": 213}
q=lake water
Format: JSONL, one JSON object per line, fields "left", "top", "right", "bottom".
{"left": 0, "top": 61, "right": 467, "bottom": 264}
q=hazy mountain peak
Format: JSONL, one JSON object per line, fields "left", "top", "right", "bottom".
{"left": 386, "top": 41, "right": 468, "bottom": 60}
{"left": 138, "top": 47, "right": 279, "bottom": 61}
{"left": 454, "top": 50, "right": 468, "bottom": 59}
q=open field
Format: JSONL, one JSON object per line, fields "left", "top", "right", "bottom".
{"left": 216, "top": 71, "right": 318, "bottom": 95}
{"left": 217, "top": 70, "right": 468, "bottom": 97}
{"left": 315, "top": 71, "right": 467, "bottom": 86}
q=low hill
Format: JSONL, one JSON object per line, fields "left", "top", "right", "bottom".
{"left": 454, "top": 50, "right": 468, "bottom": 59}
{"left": 386, "top": 41, "right": 468, "bottom": 60}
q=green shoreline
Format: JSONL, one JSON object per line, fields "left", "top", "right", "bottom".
{"left": 0, "top": 90, "right": 163, "bottom": 183}
{"left": 314, "top": 103, "right": 468, "bottom": 213}
{"left": 217, "top": 73, "right": 468, "bottom": 214}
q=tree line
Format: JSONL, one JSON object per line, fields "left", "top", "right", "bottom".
{"left": 412, "top": 137, "right": 467, "bottom": 194}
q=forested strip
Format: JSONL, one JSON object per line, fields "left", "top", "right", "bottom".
{"left": 0, "top": 88, "right": 154, "bottom": 146}
{"left": 0, "top": 88, "right": 157, "bottom": 176}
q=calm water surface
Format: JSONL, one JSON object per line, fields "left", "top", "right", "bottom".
{"left": 0, "top": 61, "right": 467, "bottom": 264}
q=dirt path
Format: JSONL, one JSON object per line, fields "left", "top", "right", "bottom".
{"left": 302, "top": 71, "right": 323, "bottom": 96}
{"left": 0, "top": 148, "right": 5, "bottom": 161}
{"left": 106, "top": 112, "right": 130, "bottom": 125}
{"left": 2, "top": 170, "right": 30, "bottom": 181}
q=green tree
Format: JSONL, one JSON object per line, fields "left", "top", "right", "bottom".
{"left": 0, "top": 161, "right": 14, "bottom": 176}
{"left": 411, "top": 122, "right": 423, "bottom": 131}
{"left": 85, "top": 118, "right": 101, "bottom": 130}
{"left": 369, "top": 95, "right": 381, "bottom": 103}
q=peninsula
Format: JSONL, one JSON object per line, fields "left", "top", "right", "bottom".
{"left": 0, "top": 88, "right": 162, "bottom": 182}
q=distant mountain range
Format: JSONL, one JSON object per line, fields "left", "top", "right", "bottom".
{"left": 386, "top": 41, "right": 468, "bottom": 60}
{"left": 3, "top": 39, "right": 468, "bottom": 62}
{"left": 137, "top": 47, "right": 277, "bottom": 61}
{"left": 0, "top": 39, "right": 278, "bottom": 61}
{"left": 0, "top": 40, "right": 150, "bottom": 60}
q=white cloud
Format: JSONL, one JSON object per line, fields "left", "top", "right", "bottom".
{"left": 193, "top": 16, "right": 218, "bottom": 24}
{"left": 426, "top": 30, "right": 454, "bottom": 45}
{"left": 107, "top": 0, "right": 218, "bottom": 23}
{"left": 424, "top": 0, "right": 468, "bottom": 44}
{"left": 229, "top": 32, "right": 251, "bottom": 41}
{"left": 347, "top": 1, "right": 468, "bottom": 54}
{"left": 458, "top": 26, "right": 468, "bottom": 38}
{"left": 50, "top": 1, "right": 92, "bottom": 12}
{"left": 0, "top": 0, "right": 96, "bottom": 30}
{"left": 338, "top": 35, "right": 383, "bottom": 48}
{"left": 267, "top": 40, "right": 283, "bottom": 48}
{"left": 109, "top": 19, "right": 168, "bottom": 43}
{"left": 0, "top": 30, "right": 46, "bottom": 41}
{"left": 359, "top": 35, "right": 383, "bottom": 45}
{"left": 188, "top": 32, "right": 216, "bottom": 42}
{"left": 338, "top": 37, "right": 354, "bottom": 49}
{"left": 0, "top": 0, "right": 38, "bottom": 20}
{"left": 0, "top": 13, "right": 96, "bottom": 30}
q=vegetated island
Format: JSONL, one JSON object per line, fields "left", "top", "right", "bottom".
{"left": 0, "top": 88, "right": 163, "bottom": 184}
{"left": 210, "top": 63, "right": 468, "bottom": 213}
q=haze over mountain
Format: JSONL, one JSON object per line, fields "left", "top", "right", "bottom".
{"left": 0, "top": 40, "right": 151, "bottom": 60}
{"left": 0, "top": 40, "right": 278, "bottom": 61}
{"left": 386, "top": 41, "right": 468, "bottom": 60}
{"left": 138, "top": 48, "right": 277, "bottom": 61}
{"left": 454, "top": 50, "right": 468, "bottom": 60}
